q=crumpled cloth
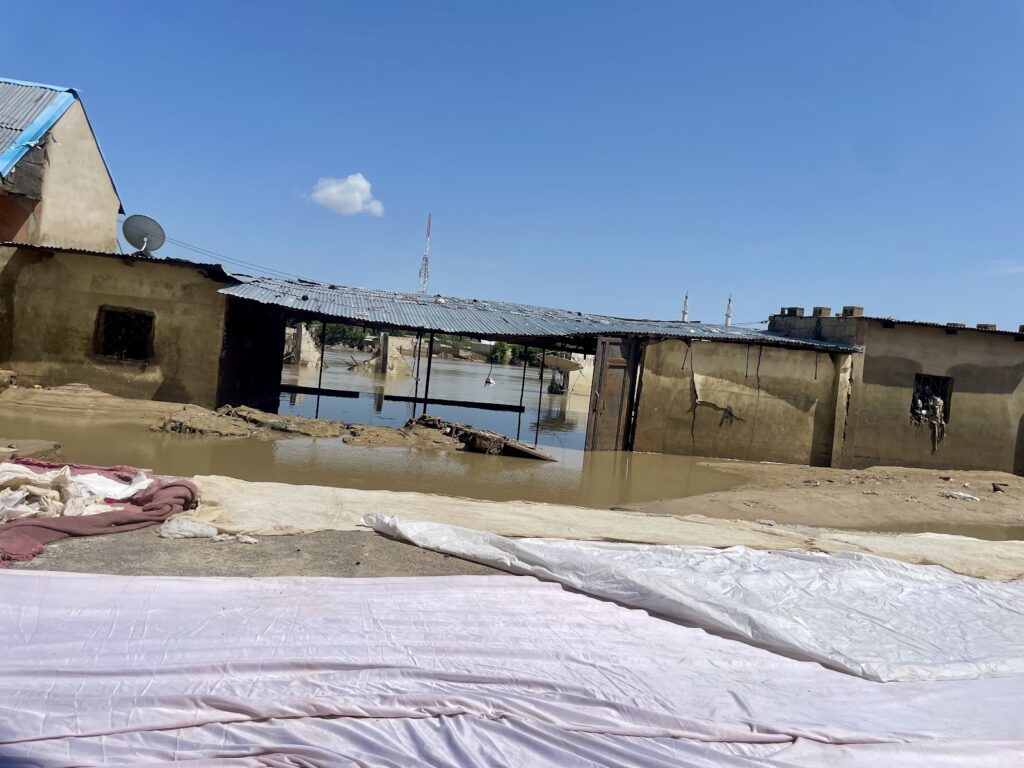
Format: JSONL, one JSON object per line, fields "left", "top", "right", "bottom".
{"left": 11, "top": 456, "right": 145, "bottom": 482}
{"left": 0, "top": 478, "right": 199, "bottom": 563}
{"left": 0, "top": 462, "right": 152, "bottom": 522}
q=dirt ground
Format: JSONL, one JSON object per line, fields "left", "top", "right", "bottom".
{"left": 9, "top": 527, "right": 497, "bottom": 578}
{"left": 633, "top": 461, "right": 1024, "bottom": 535}
{"left": 0, "top": 384, "right": 461, "bottom": 449}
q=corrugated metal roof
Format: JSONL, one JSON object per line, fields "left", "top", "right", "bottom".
{"left": 0, "top": 78, "right": 75, "bottom": 178}
{"left": 220, "top": 276, "right": 856, "bottom": 351}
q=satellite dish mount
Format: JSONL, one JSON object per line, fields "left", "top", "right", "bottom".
{"left": 122, "top": 214, "right": 166, "bottom": 256}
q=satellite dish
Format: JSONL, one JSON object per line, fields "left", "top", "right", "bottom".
{"left": 122, "top": 214, "right": 166, "bottom": 254}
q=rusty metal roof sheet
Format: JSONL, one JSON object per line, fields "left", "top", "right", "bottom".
{"left": 219, "top": 275, "right": 856, "bottom": 350}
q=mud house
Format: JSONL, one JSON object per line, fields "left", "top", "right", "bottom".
{"left": 770, "top": 307, "right": 1024, "bottom": 474}
{"left": 0, "top": 77, "right": 122, "bottom": 251}
{"left": 0, "top": 243, "right": 284, "bottom": 410}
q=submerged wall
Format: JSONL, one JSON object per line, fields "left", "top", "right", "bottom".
{"left": 0, "top": 246, "right": 228, "bottom": 408}
{"left": 632, "top": 339, "right": 844, "bottom": 466}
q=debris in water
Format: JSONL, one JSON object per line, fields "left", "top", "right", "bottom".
{"left": 409, "top": 415, "right": 556, "bottom": 461}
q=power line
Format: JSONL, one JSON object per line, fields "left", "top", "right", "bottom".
{"left": 160, "top": 235, "right": 309, "bottom": 281}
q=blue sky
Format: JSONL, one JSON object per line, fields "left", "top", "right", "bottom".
{"left": 3, "top": 2, "right": 1022, "bottom": 327}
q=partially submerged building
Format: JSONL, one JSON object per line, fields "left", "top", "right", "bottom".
{"left": 5, "top": 246, "right": 1024, "bottom": 474}
{"left": 216, "top": 275, "right": 856, "bottom": 462}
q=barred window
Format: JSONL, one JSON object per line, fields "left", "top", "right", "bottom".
{"left": 94, "top": 307, "right": 154, "bottom": 362}
{"left": 910, "top": 373, "right": 952, "bottom": 424}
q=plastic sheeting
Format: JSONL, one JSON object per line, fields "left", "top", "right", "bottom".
{"left": 2, "top": 568, "right": 1023, "bottom": 767}
{"left": 366, "top": 516, "right": 1024, "bottom": 683}
{"left": 181, "top": 475, "right": 1024, "bottom": 580}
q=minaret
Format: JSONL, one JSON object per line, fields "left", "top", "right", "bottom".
{"left": 724, "top": 295, "right": 733, "bottom": 326}
{"left": 681, "top": 293, "right": 689, "bottom": 322}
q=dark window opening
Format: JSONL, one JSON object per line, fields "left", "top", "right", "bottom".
{"left": 911, "top": 374, "right": 952, "bottom": 424}
{"left": 94, "top": 307, "right": 155, "bottom": 362}
{"left": 911, "top": 374, "right": 952, "bottom": 451}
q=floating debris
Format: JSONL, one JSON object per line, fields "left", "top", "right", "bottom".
{"left": 409, "top": 415, "right": 556, "bottom": 461}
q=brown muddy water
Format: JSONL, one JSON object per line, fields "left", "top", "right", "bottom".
{"left": 281, "top": 351, "right": 591, "bottom": 451}
{"left": 0, "top": 413, "right": 741, "bottom": 508}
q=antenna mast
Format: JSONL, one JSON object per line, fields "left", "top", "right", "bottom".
{"left": 418, "top": 213, "right": 431, "bottom": 295}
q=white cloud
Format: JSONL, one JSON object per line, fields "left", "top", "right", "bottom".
{"left": 310, "top": 173, "right": 383, "bottom": 216}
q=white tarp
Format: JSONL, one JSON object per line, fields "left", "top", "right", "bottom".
{"left": 365, "top": 515, "right": 1024, "bottom": 683}
{"left": 1, "top": 568, "right": 1022, "bottom": 767}
{"left": 181, "top": 475, "right": 1024, "bottom": 580}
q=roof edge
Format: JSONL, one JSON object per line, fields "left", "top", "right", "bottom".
{"left": 0, "top": 76, "right": 74, "bottom": 92}
{"left": 1, "top": 241, "right": 230, "bottom": 281}
{"left": 0, "top": 91, "right": 75, "bottom": 178}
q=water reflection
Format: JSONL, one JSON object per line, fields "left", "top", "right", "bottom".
{"left": 281, "top": 350, "right": 589, "bottom": 449}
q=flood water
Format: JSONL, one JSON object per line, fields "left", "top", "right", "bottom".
{"left": 0, "top": 413, "right": 741, "bottom": 508}
{"left": 280, "top": 350, "right": 589, "bottom": 451}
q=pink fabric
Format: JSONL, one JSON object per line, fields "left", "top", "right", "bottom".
{"left": 11, "top": 456, "right": 145, "bottom": 483}
{"left": 0, "top": 478, "right": 199, "bottom": 563}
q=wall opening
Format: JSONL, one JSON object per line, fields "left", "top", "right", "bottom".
{"left": 93, "top": 306, "right": 155, "bottom": 362}
{"left": 910, "top": 373, "right": 952, "bottom": 450}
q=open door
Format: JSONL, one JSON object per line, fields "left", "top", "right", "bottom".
{"left": 585, "top": 337, "right": 642, "bottom": 451}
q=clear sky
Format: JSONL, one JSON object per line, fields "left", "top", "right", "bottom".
{"left": 3, "top": 2, "right": 1022, "bottom": 327}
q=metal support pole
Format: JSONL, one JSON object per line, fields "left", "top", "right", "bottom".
{"left": 422, "top": 331, "right": 435, "bottom": 416}
{"left": 315, "top": 320, "right": 328, "bottom": 419}
{"left": 412, "top": 331, "right": 423, "bottom": 411}
{"left": 535, "top": 346, "right": 546, "bottom": 447}
{"left": 516, "top": 356, "right": 528, "bottom": 440}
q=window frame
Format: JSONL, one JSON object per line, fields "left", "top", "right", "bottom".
{"left": 910, "top": 373, "right": 953, "bottom": 424}
{"left": 92, "top": 305, "right": 156, "bottom": 364}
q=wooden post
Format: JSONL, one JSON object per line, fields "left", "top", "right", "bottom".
{"left": 516, "top": 356, "right": 528, "bottom": 440}
{"left": 422, "top": 331, "right": 435, "bottom": 416}
{"left": 315, "top": 320, "right": 328, "bottom": 419}
{"left": 412, "top": 331, "right": 423, "bottom": 409}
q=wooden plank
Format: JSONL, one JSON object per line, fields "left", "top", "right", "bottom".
{"left": 279, "top": 384, "right": 360, "bottom": 399}
{"left": 384, "top": 394, "right": 525, "bottom": 413}
{"left": 279, "top": 384, "right": 526, "bottom": 413}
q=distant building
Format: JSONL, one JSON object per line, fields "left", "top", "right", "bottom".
{"left": 0, "top": 77, "right": 121, "bottom": 251}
